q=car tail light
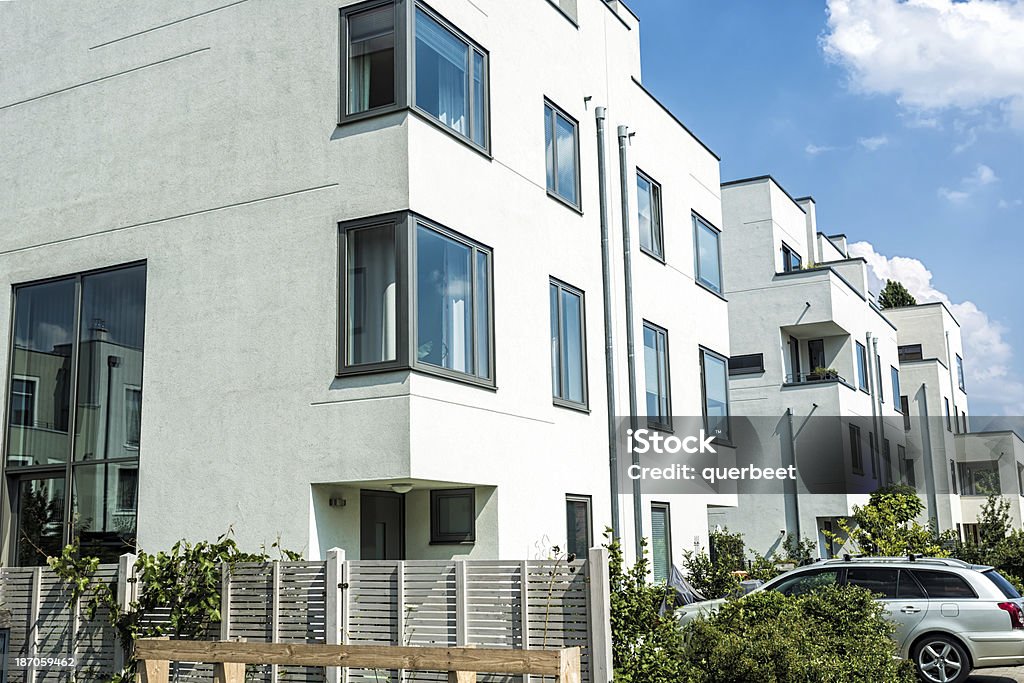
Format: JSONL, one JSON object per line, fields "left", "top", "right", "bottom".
{"left": 998, "top": 602, "right": 1024, "bottom": 629}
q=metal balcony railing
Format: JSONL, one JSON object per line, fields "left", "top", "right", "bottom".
{"left": 785, "top": 371, "right": 849, "bottom": 385}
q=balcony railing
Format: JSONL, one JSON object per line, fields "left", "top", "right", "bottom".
{"left": 784, "top": 371, "right": 851, "bottom": 387}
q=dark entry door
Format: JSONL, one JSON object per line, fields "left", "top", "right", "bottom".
{"left": 360, "top": 490, "right": 405, "bottom": 560}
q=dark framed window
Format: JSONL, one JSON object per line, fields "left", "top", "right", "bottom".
{"left": 911, "top": 570, "right": 977, "bottom": 599}
{"left": 116, "top": 467, "right": 139, "bottom": 513}
{"left": 565, "top": 495, "right": 591, "bottom": 559}
{"left": 544, "top": 99, "right": 580, "bottom": 208}
{"left": 339, "top": 212, "right": 494, "bottom": 386}
{"left": 808, "top": 339, "right": 826, "bottom": 372}
{"left": 701, "top": 348, "right": 730, "bottom": 441}
{"left": 961, "top": 411, "right": 968, "bottom": 434}
{"left": 898, "top": 344, "right": 923, "bottom": 362}
{"left": 781, "top": 242, "right": 802, "bottom": 272}
{"left": 650, "top": 503, "right": 671, "bottom": 583}
{"left": 728, "top": 353, "right": 764, "bottom": 376}
{"left": 341, "top": 1, "right": 490, "bottom": 152}
{"left": 891, "top": 367, "right": 901, "bottom": 411}
{"left": 950, "top": 459, "right": 958, "bottom": 494}
{"left": 900, "top": 445, "right": 914, "bottom": 487}
{"left": 636, "top": 171, "right": 664, "bottom": 260}
{"left": 850, "top": 424, "right": 863, "bottom": 475}
{"left": 642, "top": 322, "right": 671, "bottom": 431}
{"left": 944, "top": 397, "right": 952, "bottom": 432}
{"left": 875, "top": 354, "right": 884, "bottom": 402}
{"left": 430, "top": 488, "right": 475, "bottom": 544}
{"left": 6, "top": 263, "right": 146, "bottom": 565}
{"left": 693, "top": 214, "right": 723, "bottom": 294}
{"left": 956, "top": 354, "right": 966, "bottom": 392}
{"left": 550, "top": 279, "right": 587, "bottom": 408}
{"left": 788, "top": 336, "right": 800, "bottom": 382}
{"left": 855, "top": 342, "right": 869, "bottom": 391}
{"left": 901, "top": 395, "right": 911, "bottom": 430}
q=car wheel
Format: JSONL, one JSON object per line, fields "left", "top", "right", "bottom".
{"left": 912, "top": 634, "right": 971, "bottom": 683}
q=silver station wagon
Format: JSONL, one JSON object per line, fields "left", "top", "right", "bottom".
{"left": 677, "top": 556, "right": 1024, "bottom": 683}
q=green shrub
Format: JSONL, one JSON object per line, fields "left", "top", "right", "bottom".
{"left": 679, "top": 585, "right": 916, "bottom": 683}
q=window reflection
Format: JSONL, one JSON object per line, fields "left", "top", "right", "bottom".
{"left": 14, "top": 477, "right": 65, "bottom": 566}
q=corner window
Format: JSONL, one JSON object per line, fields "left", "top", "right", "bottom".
{"left": 565, "top": 495, "right": 591, "bottom": 559}
{"left": 898, "top": 344, "right": 923, "bottom": 362}
{"left": 781, "top": 243, "right": 802, "bottom": 272}
{"left": 544, "top": 100, "right": 580, "bottom": 208}
{"left": 342, "top": 1, "right": 490, "bottom": 151}
{"left": 855, "top": 342, "right": 869, "bottom": 392}
{"left": 430, "top": 488, "right": 475, "bottom": 544}
{"left": 340, "top": 213, "right": 494, "bottom": 386}
{"left": 550, "top": 279, "right": 587, "bottom": 408}
{"left": 701, "top": 348, "right": 730, "bottom": 441}
{"left": 650, "top": 503, "right": 671, "bottom": 583}
{"left": 643, "top": 322, "right": 671, "bottom": 431}
{"left": 956, "top": 354, "right": 966, "bottom": 392}
{"left": 850, "top": 423, "right": 863, "bottom": 475}
{"left": 891, "top": 367, "right": 901, "bottom": 411}
{"left": 636, "top": 171, "right": 664, "bottom": 260}
{"left": 728, "top": 354, "right": 764, "bottom": 376}
{"left": 414, "top": 7, "right": 488, "bottom": 148}
{"left": 693, "top": 214, "right": 722, "bottom": 294}
{"left": 346, "top": 3, "right": 398, "bottom": 115}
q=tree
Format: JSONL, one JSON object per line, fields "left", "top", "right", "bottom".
{"left": 978, "top": 493, "right": 1012, "bottom": 553}
{"left": 830, "top": 485, "right": 951, "bottom": 557}
{"left": 878, "top": 279, "right": 917, "bottom": 309}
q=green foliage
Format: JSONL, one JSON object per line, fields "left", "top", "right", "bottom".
{"left": 679, "top": 586, "right": 916, "bottom": 682}
{"left": 781, "top": 534, "right": 816, "bottom": 565}
{"left": 878, "top": 279, "right": 918, "bottom": 309}
{"left": 49, "top": 530, "right": 301, "bottom": 683}
{"left": 978, "top": 493, "right": 1012, "bottom": 552}
{"left": 709, "top": 529, "right": 745, "bottom": 572}
{"left": 680, "top": 549, "right": 741, "bottom": 600}
{"left": 605, "top": 531, "right": 688, "bottom": 683}
{"left": 830, "top": 484, "right": 951, "bottom": 557}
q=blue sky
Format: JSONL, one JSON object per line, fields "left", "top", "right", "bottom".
{"left": 626, "top": 0, "right": 1024, "bottom": 416}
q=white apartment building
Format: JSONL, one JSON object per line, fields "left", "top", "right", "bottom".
{"left": 710, "top": 176, "right": 905, "bottom": 559}
{"left": 888, "top": 303, "right": 1024, "bottom": 537}
{"left": 0, "top": 0, "right": 733, "bottom": 571}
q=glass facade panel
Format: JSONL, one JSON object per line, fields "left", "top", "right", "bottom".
{"left": 346, "top": 224, "right": 397, "bottom": 365}
{"left": 348, "top": 4, "right": 396, "bottom": 114}
{"left": 415, "top": 9, "right": 469, "bottom": 135}
{"left": 417, "top": 225, "right": 474, "bottom": 374}
{"left": 7, "top": 279, "right": 75, "bottom": 468}
{"left": 72, "top": 462, "right": 137, "bottom": 562}
{"left": 14, "top": 477, "right": 66, "bottom": 567}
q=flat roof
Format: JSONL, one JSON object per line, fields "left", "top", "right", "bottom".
{"left": 882, "top": 301, "right": 961, "bottom": 329}
{"left": 630, "top": 77, "right": 720, "bottom": 161}
{"left": 721, "top": 175, "right": 807, "bottom": 214}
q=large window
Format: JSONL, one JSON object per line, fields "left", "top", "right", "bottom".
{"left": 550, "top": 279, "right": 587, "bottom": 408}
{"left": 891, "top": 367, "right": 901, "bottom": 411}
{"left": 636, "top": 171, "right": 664, "bottom": 260}
{"left": 6, "top": 264, "right": 146, "bottom": 564}
{"left": 701, "top": 348, "right": 730, "bottom": 441}
{"left": 956, "top": 354, "right": 966, "bottom": 392}
{"left": 693, "top": 214, "right": 723, "bottom": 294}
{"left": 340, "top": 213, "right": 493, "bottom": 385}
{"left": 957, "top": 461, "right": 1000, "bottom": 496}
{"left": 643, "top": 322, "right": 671, "bottom": 431}
{"left": 650, "top": 503, "right": 671, "bottom": 583}
{"left": 544, "top": 100, "right": 580, "bottom": 208}
{"left": 342, "top": 1, "right": 490, "bottom": 151}
{"left": 855, "top": 342, "right": 869, "bottom": 392}
{"left": 565, "top": 495, "right": 591, "bottom": 560}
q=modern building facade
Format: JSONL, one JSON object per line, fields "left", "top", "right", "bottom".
{"left": 711, "top": 176, "right": 906, "bottom": 558}
{"left": 0, "top": 0, "right": 733, "bottom": 567}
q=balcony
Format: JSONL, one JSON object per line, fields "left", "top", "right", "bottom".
{"left": 783, "top": 371, "right": 854, "bottom": 389}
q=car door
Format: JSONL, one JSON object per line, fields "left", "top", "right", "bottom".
{"left": 846, "top": 567, "right": 928, "bottom": 650}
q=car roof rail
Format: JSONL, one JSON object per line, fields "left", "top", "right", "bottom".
{"left": 820, "top": 556, "right": 978, "bottom": 568}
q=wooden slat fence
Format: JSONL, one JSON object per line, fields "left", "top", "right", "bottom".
{"left": 0, "top": 549, "right": 611, "bottom": 683}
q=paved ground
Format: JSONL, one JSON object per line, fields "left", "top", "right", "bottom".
{"left": 970, "top": 667, "right": 1024, "bottom": 682}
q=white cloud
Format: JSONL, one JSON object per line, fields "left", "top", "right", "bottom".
{"left": 850, "top": 241, "right": 1024, "bottom": 415}
{"left": 998, "top": 198, "right": 1023, "bottom": 208}
{"left": 823, "top": 0, "right": 1024, "bottom": 129}
{"left": 805, "top": 143, "right": 836, "bottom": 155}
{"left": 938, "top": 187, "right": 970, "bottom": 203}
{"left": 857, "top": 135, "right": 889, "bottom": 151}
{"left": 965, "top": 163, "right": 998, "bottom": 185}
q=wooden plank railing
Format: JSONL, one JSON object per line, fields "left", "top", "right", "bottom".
{"left": 134, "top": 639, "right": 581, "bottom": 683}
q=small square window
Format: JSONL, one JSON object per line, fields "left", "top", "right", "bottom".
{"left": 430, "top": 488, "right": 476, "bottom": 544}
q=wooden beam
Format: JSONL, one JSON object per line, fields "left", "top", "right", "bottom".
{"left": 558, "top": 647, "right": 580, "bottom": 683}
{"left": 134, "top": 640, "right": 566, "bottom": 676}
{"left": 213, "top": 662, "right": 245, "bottom": 683}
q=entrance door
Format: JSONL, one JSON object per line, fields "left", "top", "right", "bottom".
{"left": 788, "top": 336, "right": 800, "bottom": 382}
{"left": 360, "top": 490, "right": 405, "bottom": 560}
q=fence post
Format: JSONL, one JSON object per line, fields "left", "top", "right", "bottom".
{"left": 27, "top": 566, "right": 41, "bottom": 683}
{"left": 325, "top": 548, "right": 344, "bottom": 683}
{"left": 219, "top": 559, "right": 231, "bottom": 641}
{"left": 115, "top": 553, "right": 137, "bottom": 674}
{"left": 270, "top": 560, "right": 280, "bottom": 682}
{"left": 519, "top": 560, "right": 530, "bottom": 683}
{"left": 396, "top": 561, "right": 406, "bottom": 682}
{"left": 454, "top": 560, "right": 467, "bottom": 647}
{"left": 587, "top": 547, "right": 613, "bottom": 683}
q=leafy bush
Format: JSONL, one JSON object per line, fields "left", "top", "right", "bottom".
{"left": 680, "top": 548, "right": 740, "bottom": 599}
{"left": 679, "top": 586, "right": 916, "bottom": 682}
{"left": 830, "top": 484, "right": 953, "bottom": 556}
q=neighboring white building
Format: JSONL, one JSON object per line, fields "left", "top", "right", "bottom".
{"left": 711, "top": 176, "right": 905, "bottom": 559}
{"left": 888, "top": 303, "right": 1024, "bottom": 537}
{"left": 0, "top": 0, "right": 732, "bottom": 569}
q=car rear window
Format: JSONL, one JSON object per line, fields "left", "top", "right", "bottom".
{"left": 911, "top": 570, "right": 977, "bottom": 599}
{"left": 984, "top": 570, "right": 1022, "bottom": 599}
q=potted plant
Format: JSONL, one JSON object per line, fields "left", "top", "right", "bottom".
{"left": 810, "top": 366, "right": 838, "bottom": 381}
